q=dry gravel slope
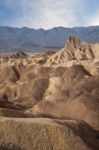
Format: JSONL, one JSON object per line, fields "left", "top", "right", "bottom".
{"left": 0, "top": 118, "right": 99, "bottom": 150}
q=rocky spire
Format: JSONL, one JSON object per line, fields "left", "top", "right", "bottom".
{"left": 66, "top": 36, "right": 81, "bottom": 49}
{"left": 46, "top": 36, "right": 95, "bottom": 65}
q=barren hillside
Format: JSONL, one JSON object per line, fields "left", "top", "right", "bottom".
{"left": 0, "top": 37, "right": 99, "bottom": 150}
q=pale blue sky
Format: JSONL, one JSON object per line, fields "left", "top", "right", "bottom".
{"left": 0, "top": 0, "right": 99, "bottom": 29}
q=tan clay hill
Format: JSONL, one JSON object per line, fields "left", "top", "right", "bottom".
{"left": 0, "top": 37, "right": 99, "bottom": 150}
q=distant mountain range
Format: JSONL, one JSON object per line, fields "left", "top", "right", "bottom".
{"left": 0, "top": 26, "right": 99, "bottom": 52}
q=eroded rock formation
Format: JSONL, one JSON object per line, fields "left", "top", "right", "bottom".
{"left": 0, "top": 37, "right": 99, "bottom": 150}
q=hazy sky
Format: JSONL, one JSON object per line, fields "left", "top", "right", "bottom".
{"left": 0, "top": 0, "right": 99, "bottom": 29}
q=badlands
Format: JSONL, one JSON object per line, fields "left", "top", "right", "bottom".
{"left": 0, "top": 37, "right": 99, "bottom": 150}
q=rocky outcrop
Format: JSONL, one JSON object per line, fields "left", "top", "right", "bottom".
{"left": 10, "top": 51, "right": 28, "bottom": 59}
{"left": 46, "top": 36, "right": 98, "bottom": 65}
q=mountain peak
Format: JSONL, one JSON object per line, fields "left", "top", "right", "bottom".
{"left": 46, "top": 36, "right": 96, "bottom": 65}
{"left": 66, "top": 36, "right": 81, "bottom": 49}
